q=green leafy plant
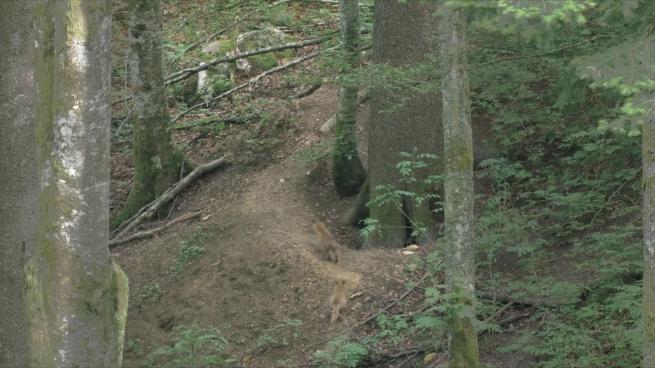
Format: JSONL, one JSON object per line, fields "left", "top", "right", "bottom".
{"left": 172, "top": 233, "right": 207, "bottom": 275}
{"left": 313, "top": 336, "right": 368, "bottom": 368}
{"left": 134, "top": 283, "right": 163, "bottom": 309}
{"left": 505, "top": 282, "right": 641, "bottom": 368}
{"left": 374, "top": 314, "right": 410, "bottom": 345}
{"left": 363, "top": 151, "right": 441, "bottom": 239}
{"left": 145, "top": 325, "right": 237, "bottom": 368}
{"left": 126, "top": 338, "right": 144, "bottom": 356}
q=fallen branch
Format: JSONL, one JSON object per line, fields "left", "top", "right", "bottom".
{"left": 166, "top": 36, "right": 331, "bottom": 86}
{"left": 354, "top": 273, "right": 428, "bottom": 329}
{"left": 294, "top": 82, "right": 322, "bottom": 99}
{"left": 497, "top": 309, "right": 535, "bottom": 326}
{"left": 297, "top": 0, "right": 373, "bottom": 7}
{"left": 110, "top": 196, "right": 158, "bottom": 237}
{"left": 173, "top": 114, "right": 257, "bottom": 130}
{"left": 178, "top": 0, "right": 292, "bottom": 57}
{"left": 480, "top": 35, "right": 613, "bottom": 67}
{"left": 109, "top": 211, "right": 202, "bottom": 248}
{"left": 111, "top": 156, "right": 228, "bottom": 241}
{"left": 476, "top": 291, "right": 556, "bottom": 307}
{"left": 172, "top": 49, "right": 329, "bottom": 123}
{"left": 484, "top": 301, "right": 514, "bottom": 323}
{"left": 112, "top": 36, "right": 334, "bottom": 107}
{"left": 365, "top": 348, "right": 423, "bottom": 367}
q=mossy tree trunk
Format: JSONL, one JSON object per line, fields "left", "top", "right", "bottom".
{"left": 440, "top": 4, "right": 480, "bottom": 367}
{"left": 113, "top": 0, "right": 187, "bottom": 228}
{"left": 0, "top": 1, "right": 36, "bottom": 366}
{"left": 366, "top": 0, "right": 441, "bottom": 247}
{"left": 333, "top": 0, "right": 366, "bottom": 197}
{"left": 642, "top": 99, "right": 655, "bottom": 366}
{"left": 24, "top": 1, "right": 129, "bottom": 366}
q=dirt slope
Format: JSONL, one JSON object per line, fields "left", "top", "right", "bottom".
{"left": 114, "top": 85, "right": 416, "bottom": 367}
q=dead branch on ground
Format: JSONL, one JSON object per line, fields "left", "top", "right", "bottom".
{"left": 173, "top": 114, "right": 257, "bottom": 130}
{"left": 178, "top": 0, "right": 292, "bottom": 57}
{"left": 353, "top": 273, "right": 429, "bottom": 329}
{"left": 166, "top": 36, "right": 331, "bottom": 86}
{"left": 172, "top": 49, "right": 330, "bottom": 123}
{"left": 109, "top": 211, "right": 202, "bottom": 248}
{"left": 294, "top": 82, "right": 323, "bottom": 99}
{"left": 112, "top": 36, "right": 334, "bottom": 107}
{"left": 111, "top": 156, "right": 228, "bottom": 242}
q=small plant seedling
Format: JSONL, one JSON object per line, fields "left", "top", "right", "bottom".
{"left": 172, "top": 233, "right": 207, "bottom": 275}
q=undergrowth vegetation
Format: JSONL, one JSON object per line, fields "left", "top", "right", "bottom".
{"left": 464, "top": 3, "right": 645, "bottom": 365}
{"left": 110, "top": 0, "right": 653, "bottom": 366}
{"left": 144, "top": 325, "right": 236, "bottom": 368}
{"left": 335, "top": 1, "right": 646, "bottom": 366}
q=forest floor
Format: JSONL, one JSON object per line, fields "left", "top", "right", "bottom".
{"left": 112, "top": 85, "right": 418, "bottom": 367}
{"left": 110, "top": 83, "right": 561, "bottom": 367}
{"left": 107, "top": 3, "right": 610, "bottom": 366}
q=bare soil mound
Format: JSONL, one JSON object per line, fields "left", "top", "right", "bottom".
{"left": 114, "top": 85, "right": 416, "bottom": 367}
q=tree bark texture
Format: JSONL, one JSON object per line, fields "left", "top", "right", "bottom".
{"left": 0, "top": 2, "right": 36, "bottom": 366}
{"left": 366, "top": 0, "right": 441, "bottom": 247}
{"left": 440, "top": 5, "right": 480, "bottom": 368}
{"left": 643, "top": 103, "right": 655, "bottom": 367}
{"left": 333, "top": 0, "right": 366, "bottom": 197}
{"left": 26, "top": 1, "right": 128, "bottom": 366}
{"left": 344, "top": 177, "right": 370, "bottom": 228}
{"left": 113, "top": 0, "right": 187, "bottom": 228}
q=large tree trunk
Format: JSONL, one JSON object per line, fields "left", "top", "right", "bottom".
{"left": 643, "top": 101, "right": 655, "bottom": 366}
{"left": 0, "top": 2, "right": 36, "bottom": 366}
{"left": 333, "top": 0, "right": 366, "bottom": 197}
{"left": 22, "top": 1, "right": 129, "bottom": 366}
{"left": 440, "top": 4, "right": 480, "bottom": 367}
{"left": 366, "top": 0, "right": 441, "bottom": 247}
{"left": 113, "top": 0, "right": 187, "bottom": 228}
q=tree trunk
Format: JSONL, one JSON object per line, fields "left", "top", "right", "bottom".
{"left": 113, "top": 0, "right": 188, "bottom": 228}
{"left": 344, "top": 177, "right": 370, "bottom": 228}
{"left": 366, "top": 0, "right": 441, "bottom": 247}
{"left": 23, "top": 1, "right": 129, "bottom": 366}
{"left": 440, "top": 4, "right": 480, "bottom": 367}
{"left": 333, "top": 0, "right": 366, "bottom": 197}
{"left": 0, "top": 2, "right": 36, "bottom": 366}
{"left": 643, "top": 102, "right": 655, "bottom": 366}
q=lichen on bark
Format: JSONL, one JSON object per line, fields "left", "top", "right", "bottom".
{"left": 0, "top": 2, "right": 37, "bottom": 365}
{"left": 333, "top": 0, "right": 366, "bottom": 197}
{"left": 113, "top": 0, "right": 189, "bottom": 228}
{"left": 440, "top": 3, "right": 480, "bottom": 367}
{"left": 26, "top": 1, "right": 128, "bottom": 366}
{"left": 642, "top": 106, "right": 655, "bottom": 366}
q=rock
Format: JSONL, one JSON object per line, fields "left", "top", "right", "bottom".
{"left": 234, "top": 26, "right": 294, "bottom": 74}
{"left": 196, "top": 39, "right": 234, "bottom": 102}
